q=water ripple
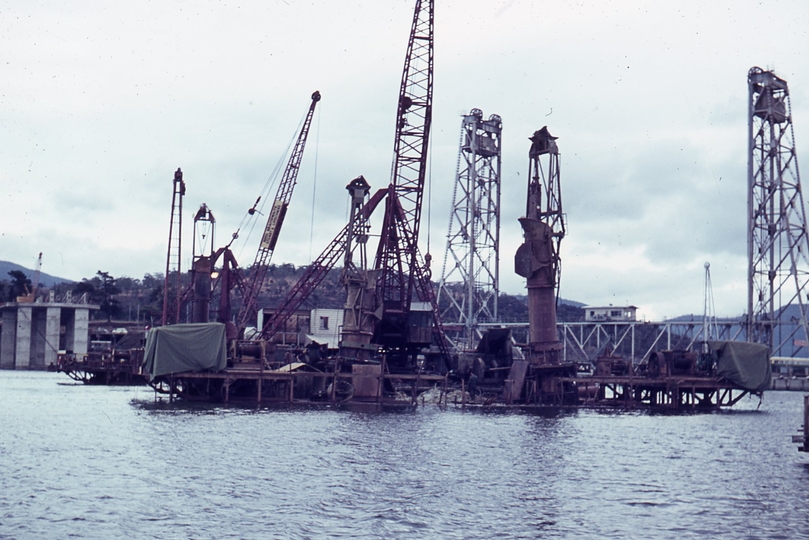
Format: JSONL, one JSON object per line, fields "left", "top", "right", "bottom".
{"left": 2, "top": 372, "right": 809, "bottom": 539}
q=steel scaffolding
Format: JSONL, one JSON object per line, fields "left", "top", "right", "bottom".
{"left": 438, "top": 109, "right": 502, "bottom": 350}
{"left": 747, "top": 67, "right": 809, "bottom": 356}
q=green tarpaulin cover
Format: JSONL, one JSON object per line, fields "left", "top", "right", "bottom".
{"left": 710, "top": 340, "right": 771, "bottom": 392}
{"left": 143, "top": 323, "right": 228, "bottom": 381}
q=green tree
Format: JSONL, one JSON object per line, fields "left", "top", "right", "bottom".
{"left": 73, "top": 278, "right": 99, "bottom": 303}
{"left": 96, "top": 271, "right": 121, "bottom": 322}
{"left": 558, "top": 303, "right": 585, "bottom": 322}
{"left": 7, "top": 270, "right": 31, "bottom": 301}
{"left": 139, "top": 273, "right": 164, "bottom": 325}
{"left": 498, "top": 293, "right": 528, "bottom": 322}
{"left": 116, "top": 276, "right": 139, "bottom": 293}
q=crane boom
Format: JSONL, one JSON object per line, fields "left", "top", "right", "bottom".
{"left": 162, "top": 168, "right": 185, "bottom": 325}
{"left": 375, "top": 0, "right": 434, "bottom": 311}
{"left": 238, "top": 91, "right": 322, "bottom": 328}
{"left": 256, "top": 0, "right": 446, "bottom": 365}
{"left": 372, "top": 0, "right": 436, "bottom": 352}
{"left": 259, "top": 188, "right": 387, "bottom": 341}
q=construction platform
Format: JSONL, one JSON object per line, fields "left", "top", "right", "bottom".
{"left": 56, "top": 349, "right": 146, "bottom": 385}
{"left": 55, "top": 330, "right": 769, "bottom": 412}
{"left": 54, "top": 351, "right": 764, "bottom": 412}
{"left": 149, "top": 363, "right": 448, "bottom": 412}
{"left": 561, "top": 374, "right": 753, "bottom": 410}
{"left": 140, "top": 361, "right": 758, "bottom": 412}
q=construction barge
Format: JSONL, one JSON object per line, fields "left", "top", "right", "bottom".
{"left": 149, "top": 364, "right": 760, "bottom": 412}
{"left": 58, "top": 324, "right": 769, "bottom": 412}
{"left": 56, "top": 1, "right": 772, "bottom": 414}
{"left": 54, "top": 101, "right": 771, "bottom": 413}
{"left": 56, "top": 325, "right": 147, "bottom": 385}
{"left": 53, "top": 121, "right": 771, "bottom": 412}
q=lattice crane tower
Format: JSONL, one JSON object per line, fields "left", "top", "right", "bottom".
{"left": 438, "top": 109, "right": 502, "bottom": 351}
{"left": 372, "top": 0, "right": 435, "bottom": 353}
{"left": 747, "top": 67, "right": 809, "bottom": 355}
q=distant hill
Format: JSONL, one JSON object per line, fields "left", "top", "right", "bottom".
{"left": 667, "top": 313, "right": 744, "bottom": 322}
{"left": 0, "top": 260, "right": 73, "bottom": 287}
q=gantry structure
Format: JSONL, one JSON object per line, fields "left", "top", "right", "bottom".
{"left": 438, "top": 109, "right": 502, "bottom": 351}
{"left": 747, "top": 67, "right": 809, "bottom": 356}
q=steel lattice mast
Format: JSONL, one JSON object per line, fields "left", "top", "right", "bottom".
{"left": 438, "top": 109, "right": 502, "bottom": 351}
{"left": 703, "top": 262, "right": 718, "bottom": 344}
{"left": 162, "top": 168, "right": 185, "bottom": 326}
{"left": 373, "top": 0, "right": 434, "bottom": 348}
{"left": 747, "top": 67, "right": 809, "bottom": 356}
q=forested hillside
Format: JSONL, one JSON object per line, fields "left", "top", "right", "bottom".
{"left": 1, "top": 263, "right": 584, "bottom": 324}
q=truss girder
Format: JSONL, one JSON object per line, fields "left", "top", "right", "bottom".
{"left": 480, "top": 320, "right": 748, "bottom": 365}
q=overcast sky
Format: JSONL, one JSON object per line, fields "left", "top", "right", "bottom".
{"left": 2, "top": 0, "right": 809, "bottom": 321}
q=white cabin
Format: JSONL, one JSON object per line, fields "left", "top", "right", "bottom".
{"left": 584, "top": 305, "right": 638, "bottom": 322}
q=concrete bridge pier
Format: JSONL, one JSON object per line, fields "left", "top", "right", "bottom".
{"left": 0, "top": 301, "right": 96, "bottom": 370}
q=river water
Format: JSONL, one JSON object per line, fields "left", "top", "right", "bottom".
{"left": 1, "top": 371, "right": 808, "bottom": 539}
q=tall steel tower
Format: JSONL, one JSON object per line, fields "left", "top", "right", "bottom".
{"left": 747, "top": 67, "right": 809, "bottom": 355}
{"left": 438, "top": 109, "right": 502, "bottom": 351}
{"left": 516, "top": 127, "right": 565, "bottom": 365}
{"left": 372, "top": 0, "right": 435, "bottom": 358}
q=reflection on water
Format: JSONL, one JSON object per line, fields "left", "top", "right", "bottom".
{"left": 1, "top": 371, "right": 808, "bottom": 539}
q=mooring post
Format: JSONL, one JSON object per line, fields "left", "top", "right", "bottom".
{"left": 331, "top": 365, "right": 337, "bottom": 403}
{"left": 257, "top": 359, "right": 263, "bottom": 407}
{"left": 795, "top": 395, "right": 809, "bottom": 452}
{"left": 461, "top": 378, "right": 466, "bottom": 409}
